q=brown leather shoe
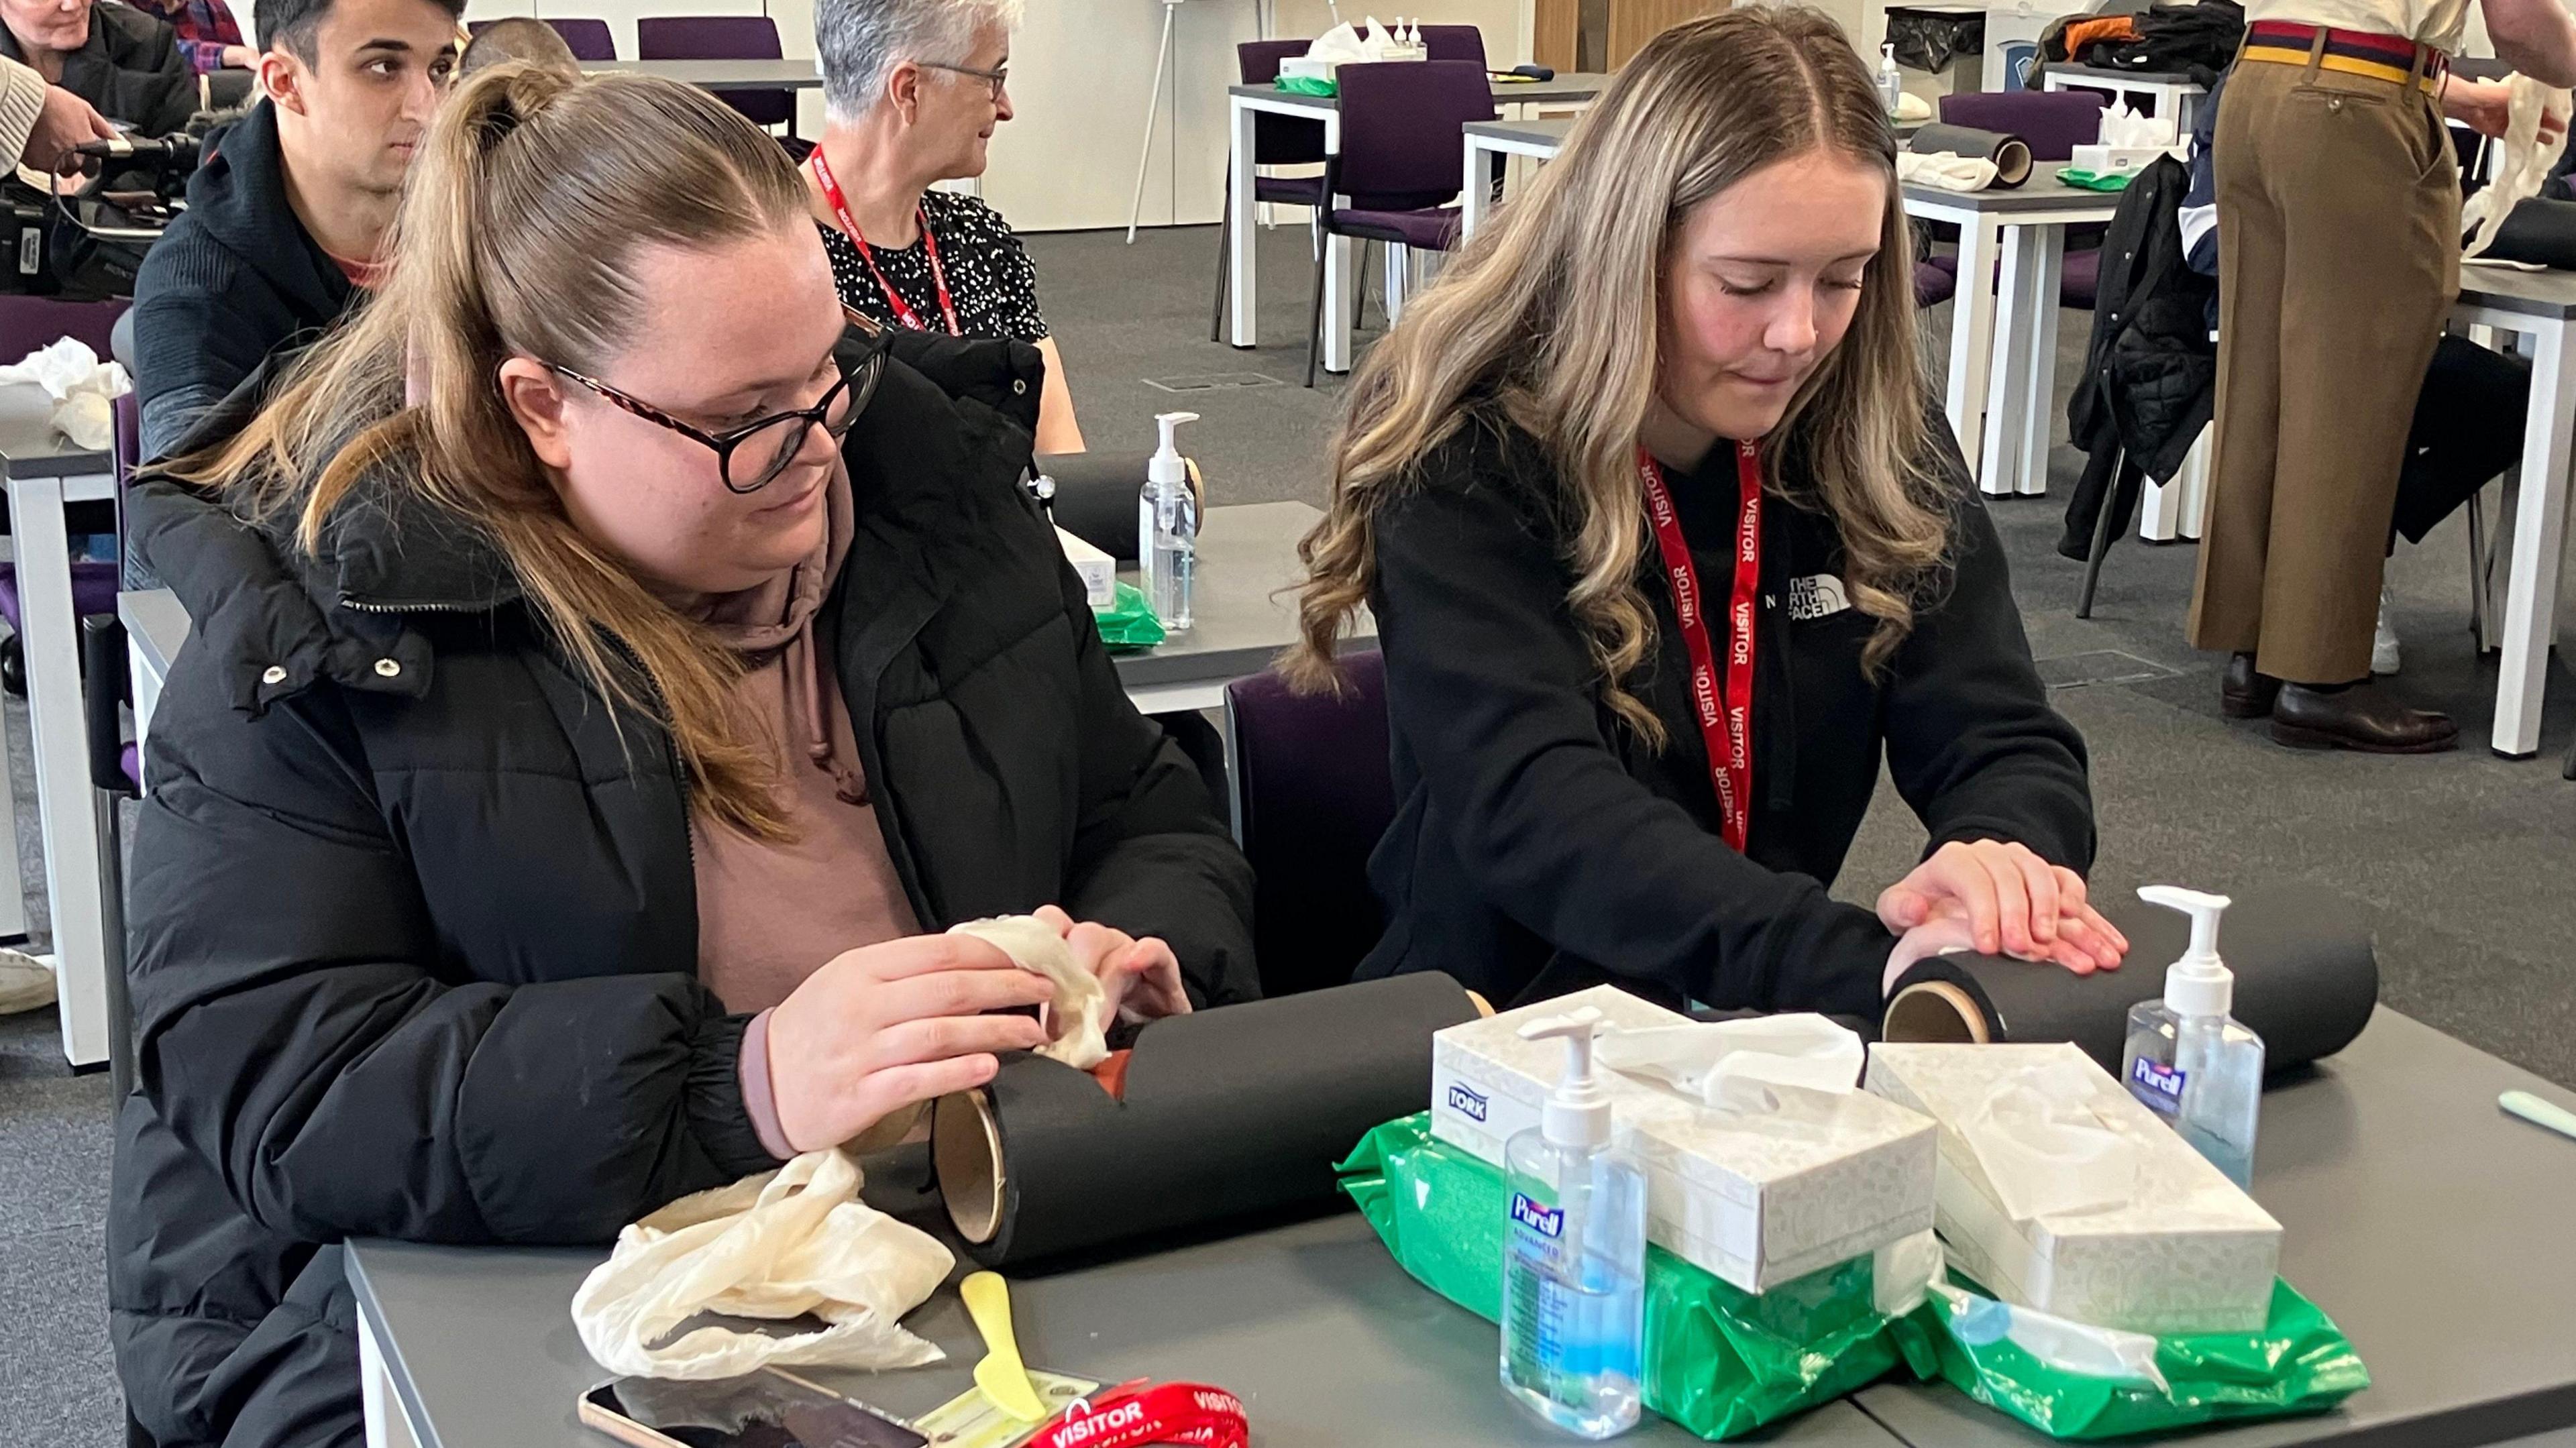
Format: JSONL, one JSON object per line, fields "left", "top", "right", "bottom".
{"left": 2220, "top": 653, "right": 2282, "bottom": 719}
{"left": 2270, "top": 681, "right": 2460, "bottom": 754}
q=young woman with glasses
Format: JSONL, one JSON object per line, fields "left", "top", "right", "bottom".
{"left": 111, "top": 64, "right": 1251, "bottom": 1447}
{"left": 806, "top": 0, "right": 1085, "bottom": 452}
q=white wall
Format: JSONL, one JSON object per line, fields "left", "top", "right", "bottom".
{"left": 433, "top": 0, "right": 1521, "bottom": 232}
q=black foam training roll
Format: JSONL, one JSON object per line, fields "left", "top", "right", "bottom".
{"left": 932, "top": 971, "right": 1481, "bottom": 1267}
{"left": 1882, "top": 883, "right": 2377, "bottom": 1076}
{"left": 1909, "top": 123, "right": 2034, "bottom": 188}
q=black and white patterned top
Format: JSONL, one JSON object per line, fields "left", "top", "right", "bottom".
{"left": 818, "top": 189, "right": 1049, "bottom": 343}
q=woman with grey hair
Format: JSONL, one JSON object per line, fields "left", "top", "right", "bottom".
{"left": 808, "top": 0, "right": 1082, "bottom": 451}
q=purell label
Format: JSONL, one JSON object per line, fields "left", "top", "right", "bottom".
{"left": 2129, "top": 1056, "right": 2187, "bottom": 1117}
{"left": 1445, "top": 1083, "right": 1490, "bottom": 1122}
{"left": 1510, "top": 1193, "right": 1564, "bottom": 1239}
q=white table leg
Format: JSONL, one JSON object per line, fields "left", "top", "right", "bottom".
{"left": 2010, "top": 224, "right": 2065, "bottom": 496}
{"left": 1227, "top": 97, "right": 1258, "bottom": 349}
{"left": 360, "top": 1304, "right": 421, "bottom": 1448}
{"left": 1322, "top": 231, "right": 1354, "bottom": 374}
{"left": 1384, "top": 241, "right": 1409, "bottom": 325}
{"left": 2492, "top": 322, "right": 2573, "bottom": 757}
{"left": 0, "top": 654, "right": 25, "bottom": 944}
{"left": 7, "top": 474, "right": 107, "bottom": 1069}
{"left": 1978, "top": 221, "right": 2039, "bottom": 496}
{"left": 1945, "top": 214, "right": 2002, "bottom": 482}
{"left": 1462, "top": 138, "right": 1488, "bottom": 239}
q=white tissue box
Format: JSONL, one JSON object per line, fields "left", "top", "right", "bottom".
{"left": 1864, "top": 1042, "right": 2282, "bottom": 1334}
{"left": 1430, "top": 987, "right": 1938, "bottom": 1292}
{"left": 2068, "top": 143, "right": 2176, "bottom": 177}
{"left": 1279, "top": 55, "right": 1340, "bottom": 82}
{"left": 1057, "top": 526, "right": 1115, "bottom": 610}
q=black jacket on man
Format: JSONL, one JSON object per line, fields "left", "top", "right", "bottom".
{"left": 1358, "top": 408, "right": 2095, "bottom": 1017}
{"left": 131, "top": 100, "right": 356, "bottom": 461}
{"left": 108, "top": 331, "right": 1258, "bottom": 1447}
{"left": 0, "top": 0, "right": 194, "bottom": 135}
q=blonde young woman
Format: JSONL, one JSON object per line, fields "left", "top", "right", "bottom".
{"left": 1293, "top": 8, "right": 2129, "bottom": 1017}
{"left": 111, "top": 66, "right": 1250, "bottom": 1445}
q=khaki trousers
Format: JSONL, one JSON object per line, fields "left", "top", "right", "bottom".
{"left": 2188, "top": 48, "right": 2459, "bottom": 684}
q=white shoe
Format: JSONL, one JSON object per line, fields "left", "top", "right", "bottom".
{"left": 2371, "top": 584, "right": 2402, "bottom": 677}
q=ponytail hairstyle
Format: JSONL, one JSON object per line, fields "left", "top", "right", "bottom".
{"left": 1288, "top": 7, "right": 1949, "bottom": 740}
{"left": 177, "top": 64, "right": 817, "bottom": 840}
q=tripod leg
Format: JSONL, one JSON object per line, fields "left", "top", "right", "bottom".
{"left": 1126, "top": 0, "right": 1179, "bottom": 244}
{"left": 2076, "top": 451, "right": 2127, "bottom": 619}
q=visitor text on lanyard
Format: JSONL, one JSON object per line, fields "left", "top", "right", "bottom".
{"left": 1635, "top": 442, "right": 1762, "bottom": 852}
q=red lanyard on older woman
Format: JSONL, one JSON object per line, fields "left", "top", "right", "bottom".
{"left": 1635, "top": 441, "right": 1763, "bottom": 852}
{"left": 807, "top": 148, "right": 961, "bottom": 336}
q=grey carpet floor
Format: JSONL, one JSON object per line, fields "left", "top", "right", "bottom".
{"left": 1, "top": 221, "right": 2569, "bottom": 1440}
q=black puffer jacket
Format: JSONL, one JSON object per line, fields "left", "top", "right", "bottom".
{"left": 2061, "top": 155, "right": 2214, "bottom": 557}
{"left": 107, "top": 331, "right": 1257, "bottom": 1447}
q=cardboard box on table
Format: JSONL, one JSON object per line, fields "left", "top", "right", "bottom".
{"left": 1864, "top": 1042, "right": 2282, "bottom": 1335}
{"left": 1428, "top": 985, "right": 1936, "bottom": 1293}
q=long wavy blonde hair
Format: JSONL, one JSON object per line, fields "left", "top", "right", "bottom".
{"left": 174, "top": 65, "right": 816, "bottom": 839}
{"left": 1289, "top": 7, "right": 1949, "bottom": 740}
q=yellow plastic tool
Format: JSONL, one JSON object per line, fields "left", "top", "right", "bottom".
{"left": 960, "top": 1271, "right": 1048, "bottom": 1422}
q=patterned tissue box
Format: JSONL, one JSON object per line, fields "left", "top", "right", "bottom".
{"left": 1864, "top": 1042, "right": 2283, "bottom": 1334}
{"left": 1430, "top": 985, "right": 1937, "bottom": 1293}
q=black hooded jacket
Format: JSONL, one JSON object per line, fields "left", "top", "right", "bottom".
{"left": 0, "top": 0, "right": 195, "bottom": 135}
{"left": 130, "top": 100, "right": 356, "bottom": 461}
{"left": 1357, "top": 407, "right": 2096, "bottom": 1016}
{"left": 107, "top": 331, "right": 1257, "bottom": 1447}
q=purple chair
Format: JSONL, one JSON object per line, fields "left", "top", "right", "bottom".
{"left": 1211, "top": 38, "right": 1332, "bottom": 341}
{"left": 1930, "top": 90, "right": 2108, "bottom": 309}
{"left": 468, "top": 17, "right": 618, "bottom": 60}
{"left": 1358, "top": 23, "right": 1488, "bottom": 65}
{"left": 1224, "top": 651, "right": 1395, "bottom": 997}
{"left": 638, "top": 15, "right": 792, "bottom": 129}
{"left": 1306, "top": 60, "right": 1494, "bottom": 386}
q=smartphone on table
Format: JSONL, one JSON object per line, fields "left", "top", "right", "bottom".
{"left": 580, "top": 1367, "right": 927, "bottom": 1448}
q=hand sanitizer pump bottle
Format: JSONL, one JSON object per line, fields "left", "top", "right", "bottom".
{"left": 1138, "top": 411, "right": 1199, "bottom": 630}
{"left": 1500, "top": 1008, "right": 1646, "bottom": 1439}
{"left": 2121, "top": 887, "right": 2265, "bottom": 1188}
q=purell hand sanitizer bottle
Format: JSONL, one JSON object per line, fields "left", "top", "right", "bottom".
{"left": 2121, "top": 887, "right": 2265, "bottom": 1188}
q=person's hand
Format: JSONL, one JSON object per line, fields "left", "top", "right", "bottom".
{"left": 2443, "top": 76, "right": 2563, "bottom": 143}
{"left": 763, "top": 934, "right": 1057, "bottom": 1154}
{"left": 25, "top": 85, "right": 115, "bottom": 176}
{"left": 1876, "top": 839, "right": 2128, "bottom": 970}
{"left": 1032, "top": 904, "right": 1191, "bottom": 1023}
{"left": 219, "top": 44, "right": 258, "bottom": 69}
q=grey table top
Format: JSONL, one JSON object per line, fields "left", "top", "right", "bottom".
{"left": 583, "top": 58, "right": 824, "bottom": 91}
{"left": 1110, "top": 500, "right": 1371, "bottom": 690}
{"left": 1900, "top": 173, "right": 2125, "bottom": 215}
{"left": 1464, "top": 115, "right": 1574, "bottom": 149}
{"left": 118, "top": 588, "right": 186, "bottom": 680}
{"left": 1856, "top": 1008, "right": 2576, "bottom": 1447}
{"left": 0, "top": 380, "right": 109, "bottom": 478}
{"left": 2458, "top": 260, "right": 2576, "bottom": 322}
{"left": 347, "top": 1207, "right": 1898, "bottom": 1447}
{"left": 2041, "top": 62, "right": 2207, "bottom": 87}
{"left": 1231, "top": 72, "right": 1611, "bottom": 109}
{"left": 115, "top": 504, "right": 1356, "bottom": 699}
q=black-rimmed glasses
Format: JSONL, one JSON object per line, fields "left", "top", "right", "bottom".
{"left": 920, "top": 59, "right": 1008, "bottom": 101}
{"left": 548, "top": 339, "right": 885, "bottom": 494}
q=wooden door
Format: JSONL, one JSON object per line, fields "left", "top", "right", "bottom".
{"left": 1607, "top": 0, "right": 1727, "bottom": 70}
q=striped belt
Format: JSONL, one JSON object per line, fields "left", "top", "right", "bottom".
{"left": 2242, "top": 19, "right": 2447, "bottom": 92}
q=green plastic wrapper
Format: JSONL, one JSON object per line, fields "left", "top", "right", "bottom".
{"left": 2055, "top": 166, "right": 2135, "bottom": 192}
{"left": 1334, "top": 1113, "right": 1916, "bottom": 1441}
{"left": 1890, "top": 1275, "right": 2371, "bottom": 1439}
{"left": 1093, "top": 579, "right": 1167, "bottom": 652}
{"left": 1275, "top": 75, "right": 1336, "bottom": 96}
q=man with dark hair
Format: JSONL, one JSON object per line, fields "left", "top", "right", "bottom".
{"left": 129, "top": 0, "right": 458, "bottom": 458}
{"left": 0, "top": 0, "right": 197, "bottom": 135}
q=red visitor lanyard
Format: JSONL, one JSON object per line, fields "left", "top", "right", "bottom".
{"left": 807, "top": 148, "right": 961, "bottom": 336}
{"left": 1636, "top": 442, "right": 1762, "bottom": 853}
{"left": 1024, "top": 1380, "right": 1249, "bottom": 1448}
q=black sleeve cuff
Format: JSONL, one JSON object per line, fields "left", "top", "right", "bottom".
{"left": 683, "top": 1013, "right": 788, "bottom": 1178}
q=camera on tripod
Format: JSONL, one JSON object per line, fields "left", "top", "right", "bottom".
{"left": 2, "top": 109, "right": 231, "bottom": 302}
